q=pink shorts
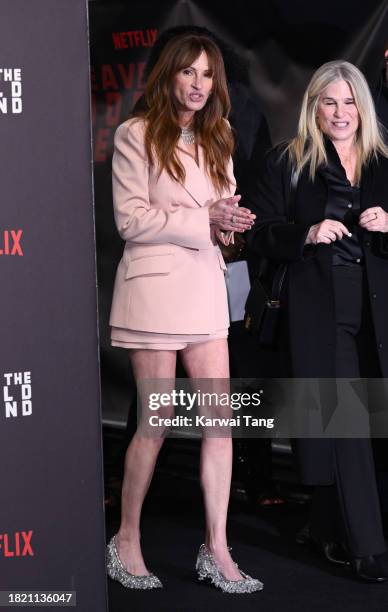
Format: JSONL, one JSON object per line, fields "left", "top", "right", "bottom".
{"left": 111, "top": 326, "right": 228, "bottom": 350}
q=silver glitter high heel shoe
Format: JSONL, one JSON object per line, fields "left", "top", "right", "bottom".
{"left": 106, "top": 535, "right": 163, "bottom": 590}
{"left": 195, "top": 544, "right": 263, "bottom": 594}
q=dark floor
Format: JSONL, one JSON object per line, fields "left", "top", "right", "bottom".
{"left": 104, "top": 433, "right": 388, "bottom": 612}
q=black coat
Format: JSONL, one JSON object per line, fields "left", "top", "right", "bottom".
{"left": 373, "top": 68, "right": 388, "bottom": 133}
{"left": 246, "top": 143, "right": 388, "bottom": 483}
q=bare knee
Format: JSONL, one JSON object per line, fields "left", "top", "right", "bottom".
{"left": 127, "top": 432, "right": 166, "bottom": 456}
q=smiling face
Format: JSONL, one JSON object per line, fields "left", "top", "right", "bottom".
{"left": 316, "top": 79, "right": 359, "bottom": 145}
{"left": 172, "top": 50, "right": 213, "bottom": 125}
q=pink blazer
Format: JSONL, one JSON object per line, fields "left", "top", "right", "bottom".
{"left": 109, "top": 118, "right": 236, "bottom": 334}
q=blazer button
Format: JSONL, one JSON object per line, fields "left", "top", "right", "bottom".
{"left": 378, "top": 343, "right": 384, "bottom": 349}
{"left": 372, "top": 293, "right": 377, "bottom": 299}
{"left": 365, "top": 240, "right": 371, "bottom": 247}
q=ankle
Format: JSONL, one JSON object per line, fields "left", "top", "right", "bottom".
{"left": 117, "top": 529, "right": 141, "bottom": 547}
{"left": 205, "top": 539, "right": 229, "bottom": 555}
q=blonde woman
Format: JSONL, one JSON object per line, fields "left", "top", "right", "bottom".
{"left": 248, "top": 60, "right": 388, "bottom": 582}
{"left": 106, "top": 33, "right": 262, "bottom": 594}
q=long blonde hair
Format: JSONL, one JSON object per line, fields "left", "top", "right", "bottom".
{"left": 287, "top": 60, "right": 388, "bottom": 183}
{"left": 134, "top": 34, "right": 234, "bottom": 195}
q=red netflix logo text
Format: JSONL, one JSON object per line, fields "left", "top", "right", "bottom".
{"left": 0, "top": 230, "right": 23, "bottom": 256}
{"left": 112, "top": 29, "right": 157, "bottom": 50}
{"left": 0, "top": 531, "right": 34, "bottom": 557}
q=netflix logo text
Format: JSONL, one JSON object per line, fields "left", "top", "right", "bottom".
{"left": 112, "top": 28, "right": 157, "bottom": 49}
{"left": 0, "top": 531, "right": 34, "bottom": 558}
{"left": 0, "top": 230, "right": 23, "bottom": 256}
{"left": 2, "top": 372, "right": 32, "bottom": 419}
{"left": 0, "top": 68, "right": 23, "bottom": 114}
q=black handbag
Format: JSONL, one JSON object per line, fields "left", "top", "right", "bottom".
{"left": 244, "top": 260, "right": 287, "bottom": 347}
{"left": 244, "top": 167, "right": 298, "bottom": 347}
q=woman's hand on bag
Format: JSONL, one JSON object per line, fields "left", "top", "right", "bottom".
{"left": 359, "top": 207, "right": 388, "bottom": 233}
{"left": 208, "top": 195, "right": 255, "bottom": 232}
{"left": 305, "top": 219, "right": 351, "bottom": 245}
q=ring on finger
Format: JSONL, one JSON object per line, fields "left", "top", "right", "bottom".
{"left": 231, "top": 215, "right": 236, "bottom": 224}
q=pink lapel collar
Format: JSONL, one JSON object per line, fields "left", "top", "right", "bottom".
{"left": 176, "top": 145, "right": 215, "bottom": 206}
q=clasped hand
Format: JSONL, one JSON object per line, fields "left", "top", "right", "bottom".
{"left": 305, "top": 207, "right": 388, "bottom": 245}
{"left": 208, "top": 195, "right": 255, "bottom": 232}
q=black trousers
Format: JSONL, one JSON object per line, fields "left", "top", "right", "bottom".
{"left": 310, "top": 265, "right": 385, "bottom": 557}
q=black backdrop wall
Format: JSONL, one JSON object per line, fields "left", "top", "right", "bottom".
{"left": 0, "top": 1, "right": 107, "bottom": 609}
{"left": 89, "top": 0, "right": 388, "bottom": 425}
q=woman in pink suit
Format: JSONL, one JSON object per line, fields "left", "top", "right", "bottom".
{"left": 106, "top": 34, "right": 262, "bottom": 594}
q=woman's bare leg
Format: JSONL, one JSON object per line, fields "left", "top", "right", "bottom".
{"left": 181, "top": 338, "right": 243, "bottom": 581}
{"left": 116, "top": 348, "right": 176, "bottom": 575}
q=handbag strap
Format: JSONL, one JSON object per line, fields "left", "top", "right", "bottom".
{"left": 268, "top": 166, "right": 298, "bottom": 307}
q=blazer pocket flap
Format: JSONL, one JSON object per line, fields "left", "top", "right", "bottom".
{"left": 125, "top": 254, "right": 173, "bottom": 279}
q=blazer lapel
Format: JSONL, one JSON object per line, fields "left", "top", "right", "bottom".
{"left": 177, "top": 146, "right": 216, "bottom": 206}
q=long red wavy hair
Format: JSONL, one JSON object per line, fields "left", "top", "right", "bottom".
{"left": 134, "top": 34, "right": 234, "bottom": 195}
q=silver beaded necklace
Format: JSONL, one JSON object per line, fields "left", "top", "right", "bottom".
{"left": 180, "top": 125, "right": 195, "bottom": 145}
